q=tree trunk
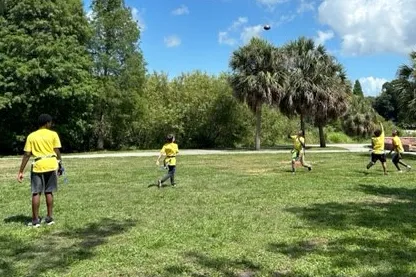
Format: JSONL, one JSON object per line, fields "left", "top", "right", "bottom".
{"left": 255, "top": 102, "right": 262, "bottom": 150}
{"left": 318, "top": 125, "right": 326, "bottom": 148}
{"left": 300, "top": 113, "right": 305, "bottom": 137}
{"left": 97, "top": 113, "right": 105, "bottom": 150}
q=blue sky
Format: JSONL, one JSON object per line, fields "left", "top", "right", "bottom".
{"left": 83, "top": 0, "right": 416, "bottom": 96}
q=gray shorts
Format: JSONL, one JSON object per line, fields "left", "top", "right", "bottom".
{"left": 31, "top": 170, "right": 58, "bottom": 194}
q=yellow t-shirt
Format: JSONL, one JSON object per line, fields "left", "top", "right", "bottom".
{"left": 291, "top": 135, "right": 304, "bottom": 152}
{"left": 161, "top": 142, "right": 179, "bottom": 166}
{"left": 392, "top": 135, "right": 404, "bottom": 153}
{"left": 24, "top": 128, "right": 61, "bottom": 173}
{"left": 372, "top": 130, "right": 385, "bottom": 154}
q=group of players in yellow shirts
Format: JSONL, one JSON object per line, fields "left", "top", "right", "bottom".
{"left": 289, "top": 122, "right": 411, "bottom": 175}
{"left": 18, "top": 114, "right": 411, "bottom": 227}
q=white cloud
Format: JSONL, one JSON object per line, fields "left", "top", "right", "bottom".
{"left": 219, "top": 17, "right": 266, "bottom": 46}
{"left": 314, "top": 30, "right": 334, "bottom": 45}
{"left": 172, "top": 5, "right": 189, "bottom": 16}
{"left": 218, "top": 31, "right": 237, "bottom": 46}
{"left": 164, "top": 35, "right": 181, "bottom": 47}
{"left": 131, "top": 7, "right": 146, "bottom": 31}
{"left": 297, "top": 0, "right": 314, "bottom": 14}
{"left": 240, "top": 25, "right": 264, "bottom": 43}
{"left": 359, "top": 77, "right": 388, "bottom": 96}
{"left": 318, "top": 0, "right": 416, "bottom": 55}
{"left": 230, "top": 17, "right": 248, "bottom": 30}
{"left": 256, "top": 0, "right": 288, "bottom": 10}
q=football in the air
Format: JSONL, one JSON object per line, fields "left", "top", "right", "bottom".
{"left": 263, "top": 25, "right": 271, "bottom": 30}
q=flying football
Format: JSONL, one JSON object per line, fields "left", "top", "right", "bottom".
{"left": 263, "top": 25, "right": 271, "bottom": 30}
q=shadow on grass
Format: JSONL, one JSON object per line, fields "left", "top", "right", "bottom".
{"left": 272, "top": 184, "right": 416, "bottom": 276}
{"left": 3, "top": 214, "right": 32, "bottom": 225}
{"left": 0, "top": 218, "right": 136, "bottom": 277}
{"left": 161, "top": 251, "right": 262, "bottom": 277}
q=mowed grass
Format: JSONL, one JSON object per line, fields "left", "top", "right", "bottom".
{"left": 1, "top": 152, "right": 416, "bottom": 277}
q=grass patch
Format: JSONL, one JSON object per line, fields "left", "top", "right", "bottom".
{"left": 1, "top": 153, "right": 415, "bottom": 276}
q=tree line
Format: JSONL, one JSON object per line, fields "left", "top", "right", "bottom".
{"left": 0, "top": 0, "right": 414, "bottom": 154}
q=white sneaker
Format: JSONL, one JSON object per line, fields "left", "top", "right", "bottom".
{"left": 407, "top": 165, "right": 412, "bottom": 171}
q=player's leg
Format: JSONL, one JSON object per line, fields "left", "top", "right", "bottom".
{"left": 30, "top": 172, "right": 43, "bottom": 227}
{"left": 300, "top": 152, "right": 312, "bottom": 171}
{"left": 169, "top": 166, "right": 176, "bottom": 186}
{"left": 380, "top": 154, "right": 387, "bottom": 175}
{"left": 366, "top": 153, "right": 376, "bottom": 169}
{"left": 291, "top": 150, "right": 297, "bottom": 173}
{"left": 44, "top": 171, "right": 57, "bottom": 225}
{"left": 392, "top": 153, "right": 401, "bottom": 171}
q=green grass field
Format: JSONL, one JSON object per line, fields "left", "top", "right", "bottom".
{"left": 1, "top": 152, "right": 415, "bottom": 277}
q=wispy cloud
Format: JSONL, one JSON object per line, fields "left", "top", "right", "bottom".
{"left": 359, "top": 76, "right": 388, "bottom": 96}
{"left": 314, "top": 30, "right": 334, "bottom": 45}
{"left": 164, "top": 35, "right": 181, "bottom": 47}
{"left": 297, "top": 0, "right": 315, "bottom": 14}
{"left": 219, "top": 17, "right": 266, "bottom": 46}
{"left": 131, "top": 7, "right": 146, "bottom": 31}
{"left": 172, "top": 5, "right": 189, "bottom": 16}
{"left": 240, "top": 25, "right": 264, "bottom": 43}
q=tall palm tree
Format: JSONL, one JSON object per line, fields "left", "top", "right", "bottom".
{"left": 279, "top": 37, "right": 322, "bottom": 135}
{"left": 395, "top": 51, "right": 416, "bottom": 123}
{"left": 279, "top": 37, "right": 350, "bottom": 147}
{"left": 312, "top": 53, "right": 351, "bottom": 147}
{"left": 229, "top": 37, "right": 285, "bottom": 150}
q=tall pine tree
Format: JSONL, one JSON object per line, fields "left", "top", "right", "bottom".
{"left": 353, "top": 80, "right": 364, "bottom": 97}
{"left": 89, "top": 0, "right": 146, "bottom": 149}
{"left": 0, "top": 0, "right": 96, "bottom": 153}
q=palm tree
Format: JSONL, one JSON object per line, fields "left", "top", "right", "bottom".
{"left": 342, "top": 96, "right": 378, "bottom": 138}
{"left": 229, "top": 37, "right": 285, "bottom": 150}
{"left": 395, "top": 51, "right": 416, "bottom": 124}
{"left": 279, "top": 37, "right": 350, "bottom": 147}
{"left": 312, "top": 54, "right": 351, "bottom": 147}
{"left": 279, "top": 37, "right": 322, "bottom": 136}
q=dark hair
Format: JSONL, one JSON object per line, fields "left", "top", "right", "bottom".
{"left": 374, "top": 129, "right": 381, "bottom": 137}
{"left": 166, "top": 134, "right": 175, "bottom": 143}
{"left": 38, "top": 114, "right": 53, "bottom": 127}
{"left": 392, "top": 130, "right": 399, "bottom": 136}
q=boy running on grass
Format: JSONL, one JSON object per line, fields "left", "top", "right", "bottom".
{"left": 156, "top": 134, "right": 179, "bottom": 188}
{"left": 389, "top": 130, "right": 411, "bottom": 172}
{"left": 288, "top": 131, "right": 312, "bottom": 174}
{"left": 366, "top": 122, "right": 387, "bottom": 175}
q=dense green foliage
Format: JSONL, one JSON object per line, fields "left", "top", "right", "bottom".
{"left": 352, "top": 79, "right": 364, "bottom": 97}
{"left": 374, "top": 51, "right": 416, "bottom": 128}
{"left": 0, "top": 0, "right": 95, "bottom": 153}
{"left": 0, "top": 0, "right": 414, "bottom": 154}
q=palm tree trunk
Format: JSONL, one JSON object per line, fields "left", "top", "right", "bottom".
{"left": 255, "top": 102, "right": 262, "bottom": 150}
{"left": 318, "top": 125, "right": 326, "bottom": 148}
{"left": 300, "top": 113, "right": 305, "bottom": 137}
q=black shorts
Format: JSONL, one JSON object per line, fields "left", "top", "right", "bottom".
{"left": 31, "top": 170, "right": 58, "bottom": 194}
{"left": 392, "top": 153, "right": 402, "bottom": 163}
{"left": 371, "top": 153, "right": 386, "bottom": 163}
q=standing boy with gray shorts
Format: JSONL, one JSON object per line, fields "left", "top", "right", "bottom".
{"left": 17, "top": 114, "right": 63, "bottom": 227}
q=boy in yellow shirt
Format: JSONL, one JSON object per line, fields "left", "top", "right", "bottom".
{"left": 389, "top": 130, "right": 411, "bottom": 172}
{"left": 156, "top": 134, "right": 179, "bottom": 188}
{"left": 288, "top": 131, "right": 312, "bottom": 174}
{"left": 17, "top": 114, "right": 63, "bottom": 227}
{"left": 366, "top": 122, "right": 387, "bottom": 175}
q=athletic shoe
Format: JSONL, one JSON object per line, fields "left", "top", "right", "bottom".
{"left": 171, "top": 183, "right": 176, "bottom": 187}
{"left": 407, "top": 165, "right": 412, "bottom": 171}
{"left": 28, "top": 218, "right": 41, "bottom": 228}
{"left": 308, "top": 166, "right": 312, "bottom": 171}
{"left": 45, "top": 216, "right": 55, "bottom": 225}
{"left": 398, "top": 170, "right": 403, "bottom": 173}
